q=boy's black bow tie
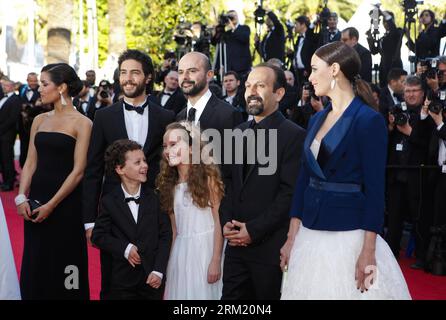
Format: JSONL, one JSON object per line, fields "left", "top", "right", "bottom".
{"left": 125, "top": 197, "right": 140, "bottom": 204}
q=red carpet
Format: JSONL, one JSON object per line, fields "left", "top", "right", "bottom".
{"left": 1, "top": 166, "right": 446, "bottom": 300}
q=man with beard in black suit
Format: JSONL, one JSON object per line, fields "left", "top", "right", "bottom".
{"left": 155, "top": 70, "right": 186, "bottom": 115}
{"left": 82, "top": 49, "right": 175, "bottom": 299}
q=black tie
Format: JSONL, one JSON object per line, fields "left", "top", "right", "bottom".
{"left": 125, "top": 197, "right": 140, "bottom": 204}
{"left": 163, "top": 92, "right": 173, "bottom": 96}
{"left": 187, "top": 107, "right": 197, "bottom": 122}
{"left": 124, "top": 100, "right": 148, "bottom": 115}
{"left": 393, "top": 93, "right": 402, "bottom": 103}
{"left": 243, "top": 120, "right": 259, "bottom": 180}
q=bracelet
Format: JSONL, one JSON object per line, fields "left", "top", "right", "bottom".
{"left": 14, "top": 194, "right": 28, "bottom": 206}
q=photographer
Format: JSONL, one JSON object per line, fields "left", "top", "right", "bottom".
{"left": 156, "top": 51, "right": 178, "bottom": 85}
{"left": 211, "top": 10, "right": 251, "bottom": 76}
{"left": 190, "top": 22, "right": 211, "bottom": 57}
{"left": 425, "top": 56, "right": 446, "bottom": 94}
{"left": 367, "top": 10, "right": 404, "bottom": 87}
{"left": 315, "top": 11, "right": 341, "bottom": 48}
{"left": 289, "top": 82, "right": 324, "bottom": 129}
{"left": 254, "top": 10, "right": 285, "bottom": 63}
{"left": 385, "top": 75, "right": 435, "bottom": 269}
{"left": 406, "top": 10, "right": 446, "bottom": 60}
{"left": 87, "top": 80, "right": 113, "bottom": 120}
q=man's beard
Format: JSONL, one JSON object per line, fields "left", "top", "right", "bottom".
{"left": 246, "top": 95, "right": 264, "bottom": 116}
{"left": 181, "top": 78, "right": 207, "bottom": 97}
{"left": 120, "top": 80, "right": 146, "bottom": 98}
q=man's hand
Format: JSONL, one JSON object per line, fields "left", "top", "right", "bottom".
{"left": 224, "top": 220, "right": 252, "bottom": 247}
{"left": 396, "top": 123, "right": 412, "bottom": 136}
{"left": 128, "top": 246, "right": 141, "bottom": 267}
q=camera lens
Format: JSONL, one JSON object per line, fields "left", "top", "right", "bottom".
{"left": 100, "top": 90, "right": 109, "bottom": 99}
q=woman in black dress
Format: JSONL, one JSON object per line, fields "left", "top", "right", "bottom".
{"left": 16, "top": 63, "right": 92, "bottom": 299}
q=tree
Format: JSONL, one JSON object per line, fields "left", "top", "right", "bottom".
{"left": 45, "top": 0, "right": 74, "bottom": 63}
{"left": 108, "top": 0, "right": 126, "bottom": 60}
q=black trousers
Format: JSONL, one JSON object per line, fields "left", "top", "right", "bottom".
{"left": 107, "top": 282, "right": 164, "bottom": 300}
{"left": 432, "top": 170, "right": 446, "bottom": 227}
{"left": 0, "top": 137, "right": 15, "bottom": 186}
{"left": 385, "top": 174, "right": 432, "bottom": 261}
{"left": 221, "top": 255, "right": 282, "bottom": 300}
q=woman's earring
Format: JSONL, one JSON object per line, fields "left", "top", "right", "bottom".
{"left": 60, "top": 92, "right": 67, "bottom": 106}
{"left": 330, "top": 78, "right": 336, "bottom": 90}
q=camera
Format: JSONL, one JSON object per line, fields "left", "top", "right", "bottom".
{"left": 218, "top": 13, "right": 232, "bottom": 26}
{"left": 254, "top": 3, "right": 266, "bottom": 25}
{"left": 174, "top": 19, "right": 193, "bottom": 46}
{"left": 390, "top": 102, "right": 410, "bottom": 126}
{"left": 427, "top": 90, "right": 446, "bottom": 114}
{"left": 401, "top": 0, "right": 424, "bottom": 11}
{"left": 99, "top": 90, "right": 109, "bottom": 99}
{"left": 303, "top": 82, "right": 319, "bottom": 100}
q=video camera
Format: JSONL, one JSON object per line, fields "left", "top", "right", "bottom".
{"left": 174, "top": 19, "right": 193, "bottom": 46}
{"left": 254, "top": 2, "right": 266, "bottom": 25}
{"left": 427, "top": 90, "right": 446, "bottom": 114}
{"left": 218, "top": 13, "right": 234, "bottom": 26}
{"left": 401, "top": 0, "right": 424, "bottom": 11}
{"left": 303, "top": 82, "right": 319, "bottom": 101}
{"left": 419, "top": 58, "right": 444, "bottom": 82}
{"left": 390, "top": 102, "right": 410, "bottom": 126}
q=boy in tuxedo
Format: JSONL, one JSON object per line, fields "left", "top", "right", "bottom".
{"left": 91, "top": 139, "right": 172, "bottom": 300}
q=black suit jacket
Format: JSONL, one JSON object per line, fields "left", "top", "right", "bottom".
{"left": 293, "top": 27, "right": 318, "bottom": 73}
{"left": 354, "top": 43, "right": 372, "bottom": 83}
{"left": 82, "top": 99, "right": 175, "bottom": 224}
{"left": 0, "top": 94, "right": 21, "bottom": 141}
{"left": 256, "top": 11, "right": 285, "bottom": 62}
{"left": 155, "top": 88, "right": 187, "bottom": 115}
{"left": 379, "top": 86, "right": 397, "bottom": 116}
{"left": 220, "top": 111, "right": 306, "bottom": 265}
{"left": 91, "top": 186, "right": 172, "bottom": 289}
{"left": 407, "top": 22, "right": 446, "bottom": 60}
{"left": 212, "top": 24, "right": 252, "bottom": 74}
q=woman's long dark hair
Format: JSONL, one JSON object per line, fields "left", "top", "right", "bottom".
{"left": 314, "top": 41, "right": 378, "bottom": 111}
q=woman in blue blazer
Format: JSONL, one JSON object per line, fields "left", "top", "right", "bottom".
{"left": 280, "top": 42, "right": 411, "bottom": 300}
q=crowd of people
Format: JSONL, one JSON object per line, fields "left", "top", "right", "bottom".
{"left": 0, "top": 5, "right": 446, "bottom": 301}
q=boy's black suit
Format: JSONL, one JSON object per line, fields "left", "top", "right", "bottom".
{"left": 91, "top": 186, "right": 172, "bottom": 299}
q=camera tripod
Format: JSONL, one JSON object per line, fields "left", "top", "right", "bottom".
{"left": 212, "top": 38, "right": 227, "bottom": 93}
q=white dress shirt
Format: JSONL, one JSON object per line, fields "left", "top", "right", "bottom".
{"left": 387, "top": 85, "right": 399, "bottom": 105}
{"left": 123, "top": 97, "right": 149, "bottom": 147}
{"left": 0, "top": 92, "right": 14, "bottom": 110}
{"left": 295, "top": 34, "right": 306, "bottom": 70}
{"left": 186, "top": 89, "right": 212, "bottom": 125}
{"left": 438, "top": 123, "right": 446, "bottom": 166}
{"left": 121, "top": 184, "right": 163, "bottom": 280}
{"left": 160, "top": 90, "right": 175, "bottom": 107}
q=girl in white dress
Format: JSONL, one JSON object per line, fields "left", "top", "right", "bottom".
{"left": 157, "top": 121, "right": 224, "bottom": 300}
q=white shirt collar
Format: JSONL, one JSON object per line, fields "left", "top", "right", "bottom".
{"left": 187, "top": 89, "right": 212, "bottom": 124}
{"left": 121, "top": 184, "right": 141, "bottom": 199}
{"left": 2, "top": 92, "right": 14, "bottom": 99}
{"left": 123, "top": 95, "right": 149, "bottom": 107}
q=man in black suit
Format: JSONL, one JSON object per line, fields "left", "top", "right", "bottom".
{"left": 292, "top": 15, "right": 317, "bottom": 90}
{"left": 82, "top": 49, "right": 175, "bottom": 299}
{"left": 367, "top": 11, "right": 404, "bottom": 87}
{"left": 379, "top": 68, "right": 407, "bottom": 117}
{"left": 211, "top": 10, "right": 251, "bottom": 77}
{"left": 176, "top": 52, "right": 243, "bottom": 134}
{"left": 0, "top": 79, "right": 22, "bottom": 191}
{"left": 220, "top": 63, "right": 306, "bottom": 300}
{"left": 222, "top": 71, "right": 247, "bottom": 121}
{"left": 255, "top": 10, "right": 285, "bottom": 63}
{"left": 92, "top": 140, "right": 171, "bottom": 300}
{"left": 385, "top": 76, "right": 433, "bottom": 268}
{"left": 18, "top": 72, "right": 41, "bottom": 168}
{"left": 341, "top": 27, "right": 373, "bottom": 82}
{"left": 155, "top": 70, "right": 186, "bottom": 115}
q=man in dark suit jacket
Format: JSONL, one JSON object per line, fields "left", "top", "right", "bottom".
{"left": 82, "top": 49, "right": 175, "bottom": 299}
{"left": 18, "top": 72, "right": 41, "bottom": 167}
{"left": 379, "top": 68, "right": 407, "bottom": 117}
{"left": 255, "top": 10, "right": 285, "bottom": 63}
{"left": 341, "top": 27, "right": 372, "bottom": 83}
{"left": 367, "top": 11, "right": 404, "bottom": 87}
{"left": 211, "top": 10, "right": 252, "bottom": 76}
{"left": 292, "top": 15, "right": 318, "bottom": 89}
{"left": 92, "top": 140, "right": 171, "bottom": 300}
{"left": 155, "top": 70, "right": 186, "bottom": 115}
{"left": 220, "top": 64, "right": 305, "bottom": 300}
{"left": 0, "top": 79, "right": 21, "bottom": 191}
{"left": 222, "top": 71, "right": 248, "bottom": 121}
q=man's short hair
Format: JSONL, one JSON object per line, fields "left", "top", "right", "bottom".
{"left": 295, "top": 15, "right": 310, "bottom": 28}
{"left": 27, "top": 72, "right": 38, "bottom": 78}
{"left": 438, "top": 56, "right": 446, "bottom": 65}
{"left": 404, "top": 75, "right": 423, "bottom": 88}
{"left": 387, "top": 68, "right": 408, "bottom": 84}
{"left": 255, "top": 63, "right": 286, "bottom": 91}
{"left": 86, "top": 70, "right": 95, "bottom": 75}
{"left": 223, "top": 71, "right": 240, "bottom": 81}
{"left": 118, "top": 49, "right": 154, "bottom": 78}
{"left": 342, "top": 27, "right": 359, "bottom": 41}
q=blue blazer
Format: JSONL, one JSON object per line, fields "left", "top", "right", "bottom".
{"left": 289, "top": 97, "right": 387, "bottom": 234}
